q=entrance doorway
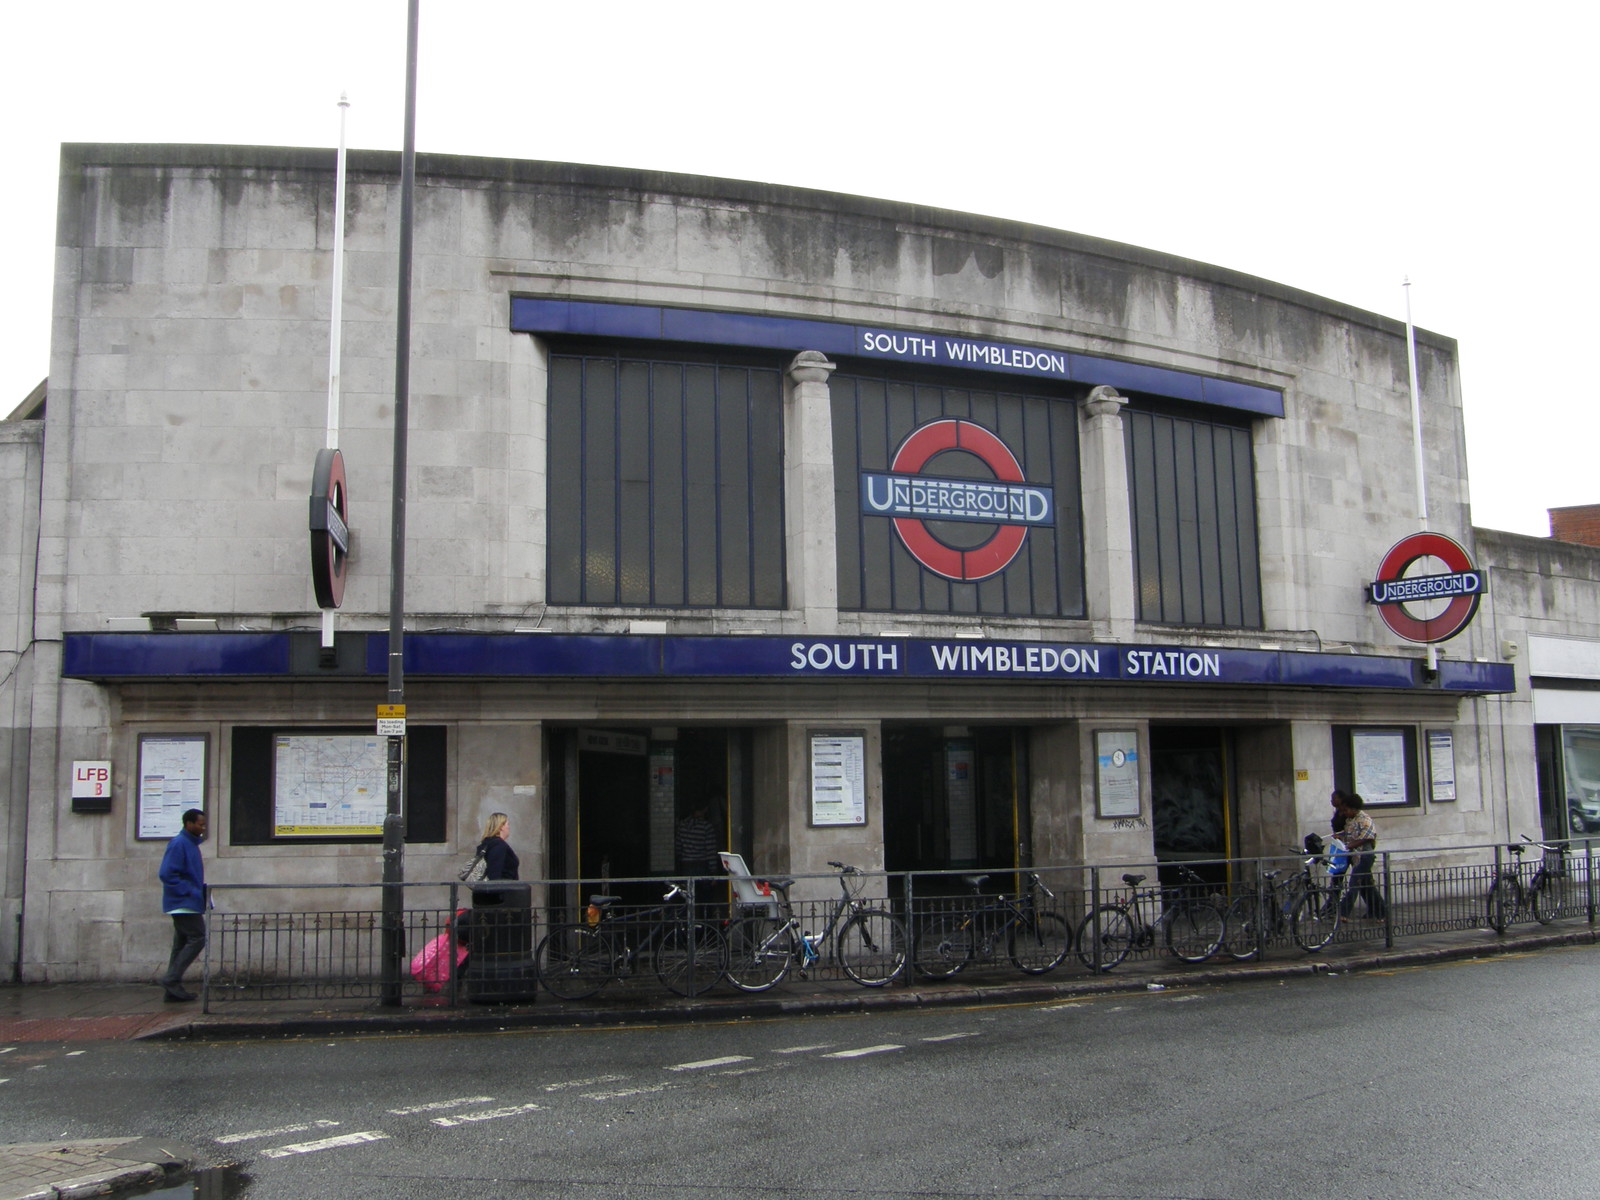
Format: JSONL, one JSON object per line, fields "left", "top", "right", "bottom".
{"left": 883, "top": 726, "right": 1028, "bottom": 875}
{"left": 1149, "top": 725, "right": 1234, "bottom": 883}
{"left": 547, "top": 726, "right": 752, "bottom": 909}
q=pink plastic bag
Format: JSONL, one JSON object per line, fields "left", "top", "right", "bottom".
{"left": 410, "top": 929, "right": 468, "bottom": 993}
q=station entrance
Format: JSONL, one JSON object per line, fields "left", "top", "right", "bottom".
{"left": 882, "top": 726, "right": 1029, "bottom": 879}
{"left": 1148, "top": 725, "right": 1235, "bottom": 884}
{"left": 546, "top": 726, "right": 754, "bottom": 909}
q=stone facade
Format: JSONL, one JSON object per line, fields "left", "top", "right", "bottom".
{"left": 2, "top": 143, "right": 1577, "bottom": 981}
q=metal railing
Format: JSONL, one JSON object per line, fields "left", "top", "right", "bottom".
{"left": 197, "top": 838, "right": 1598, "bottom": 1010}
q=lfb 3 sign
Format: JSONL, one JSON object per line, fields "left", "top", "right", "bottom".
{"left": 861, "top": 418, "right": 1054, "bottom": 582}
{"left": 71, "top": 760, "right": 112, "bottom": 814}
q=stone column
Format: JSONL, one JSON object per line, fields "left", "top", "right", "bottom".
{"left": 1079, "top": 385, "right": 1136, "bottom": 642}
{"left": 784, "top": 351, "right": 839, "bottom": 632}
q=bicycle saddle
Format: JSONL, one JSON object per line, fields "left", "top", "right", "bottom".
{"left": 1122, "top": 873, "right": 1146, "bottom": 888}
{"left": 588, "top": 895, "right": 621, "bottom": 907}
{"left": 763, "top": 878, "right": 795, "bottom": 893}
{"left": 962, "top": 875, "right": 989, "bottom": 890}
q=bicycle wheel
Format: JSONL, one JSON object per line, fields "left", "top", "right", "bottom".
{"left": 1291, "top": 887, "right": 1340, "bottom": 952}
{"left": 1221, "top": 892, "right": 1261, "bottom": 961}
{"left": 535, "top": 925, "right": 612, "bottom": 1000}
{"left": 1484, "top": 876, "right": 1518, "bottom": 932}
{"left": 1007, "top": 909, "right": 1072, "bottom": 975}
{"left": 1531, "top": 875, "right": 1564, "bottom": 924}
{"left": 912, "top": 912, "right": 973, "bottom": 979}
{"left": 837, "top": 909, "right": 908, "bottom": 987}
{"left": 1074, "top": 905, "right": 1134, "bottom": 972}
{"left": 1164, "top": 900, "right": 1226, "bottom": 963}
{"left": 655, "top": 921, "right": 727, "bottom": 997}
{"left": 724, "top": 916, "right": 794, "bottom": 992}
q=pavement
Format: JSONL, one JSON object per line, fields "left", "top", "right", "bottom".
{"left": 1, "top": 918, "right": 1595, "bottom": 1199}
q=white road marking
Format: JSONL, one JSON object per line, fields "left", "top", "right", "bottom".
{"left": 65, "top": 1051, "right": 86, "bottom": 1057}
{"left": 0, "top": 1047, "right": 14, "bottom": 1054}
{"left": 666, "top": 1055, "right": 753, "bottom": 1071}
{"left": 1166, "top": 994, "right": 1201, "bottom": 1003}
{"left": 823, "top": 1044, "right": 904, "bottom": 1059}
{"left": 387, "top": 1096, "right": 494, "bottom": 1116}
{"left": 774, "top": 1044, "right": 835, "bottom": 1054}
{"left": 583, "top": 1083, "right": 674, "bottom": 1100}
{"left": 921, "top": 1032, "right": 978, "bottom": 1042}
{"left": 543, "top": 1074, "right": 628, "bottom": 1091}
{"left": 260, "top": 1131, "right": 389, "bottom": 1158}
{"left": 430, "top": 1103, "right": 545, "bottom": 1127}
{"left": 219, "top": 1120, "right": 340, "bottom": 1145}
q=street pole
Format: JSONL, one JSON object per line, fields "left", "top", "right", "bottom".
{"left": 380, "top": 0, "right": 420, "bottom": 1007}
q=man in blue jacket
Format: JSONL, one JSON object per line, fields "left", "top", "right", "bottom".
{"left": 158, "top": 809, "right": 208, "bottom": 1002}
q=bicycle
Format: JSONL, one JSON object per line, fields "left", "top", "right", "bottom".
{"left": 1286, "top": 849, "right": 1345, "bottom": 952}
{"left": 723, "top": 862, "right": 908, "bottom": 991}
{"left": 1224, "top": 841, "right": 1345, "bottom": 959}
{"left": 535, "top": 882, "right": 727, "bottom": 1001}
{"left": 911, "top": 872, "right": 1073, "bottom": 979}
{"left": 1486, "top": 835, "right": 1568, "bottom": 931}
{"left": 1074, "top": 865, "right": 1228, "bottom": 971}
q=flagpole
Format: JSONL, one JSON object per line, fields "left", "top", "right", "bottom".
{"left": 322, "top": 92, "right": 350, "bottom": 654}
{"left": 1404, "top": 277, "right": 1438, "bottom": 673}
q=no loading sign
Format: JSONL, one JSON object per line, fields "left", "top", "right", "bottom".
{"left": 860, "top": 419, "right": 1055, "bottom": 582}
{"left": 1366, "top": 531, "right": 1485, "bottom": 643}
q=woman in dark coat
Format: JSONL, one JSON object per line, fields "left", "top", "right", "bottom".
{"left": 477, "top": 811, "right": 520, "bottom": 881}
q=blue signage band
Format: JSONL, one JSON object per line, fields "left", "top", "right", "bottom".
{"left": 509, "top": 298, "right": 1286, "bottom": 419}
{"left": 61, "top": 632, "right": 1513, "bottom": 695}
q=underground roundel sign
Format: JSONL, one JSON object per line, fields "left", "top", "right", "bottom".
{"left": 309, "top": 448, "right": 350, "bottom": 609}
{"left": 1366, "top": 531, "right": 1485, "bottom": 643}
{"left": 860, "top": 419, "right": 1054, "bottom": 582}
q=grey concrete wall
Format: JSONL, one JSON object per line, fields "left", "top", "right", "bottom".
{"left": 43, "top": 144, "right": 1468, "bottom": 653}
{"left": 1, "top": 419, "right": 43, "bottom": 977}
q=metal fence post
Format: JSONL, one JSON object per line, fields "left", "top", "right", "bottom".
{"left": 446, "top": 883, "right": 461, "bottom": 1007}
{"left": 686, "top": 874, "right": 698, "bottom": 996}
{"left": 1381, "top": 851, "right": 1394, "bottom": 948}
{"left": 1587, "top": 839, "right": 1596, "bottom": 926}
{"left": 1088, "top": 866, "right": 1101, "bottom": 972}
{"left": 200, "top": 885, "right": 212, "bottom": 1013}
{"left": 901, "top": 870, "right": 915, "bottom": 988}
{"left": 1491, "top": 843, "right": 1505, "bottom": 933}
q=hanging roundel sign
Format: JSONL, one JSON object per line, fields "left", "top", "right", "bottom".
{"left": 309, "top": 448, "right": 350, "bottom": 609}
{"left": 860, "top": 418, "right": 1055, "bottom": 582}
{"left": 1366, "top": 531, "right": 1485, "bottom": 643}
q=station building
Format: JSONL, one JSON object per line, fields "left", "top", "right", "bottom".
{"left": 4, "top": 141, "right": 1588, "bottom": 982}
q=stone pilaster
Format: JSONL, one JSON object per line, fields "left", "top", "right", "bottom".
{"left": 1079, "top": 385, "right": 1136, "bottom": 641}
{"left": 784, "top": 351, "right": 839, "bottom": 632}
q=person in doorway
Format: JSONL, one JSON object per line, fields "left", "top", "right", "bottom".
{"left": 675, "top": 804, "right": 721, "bottom": 877}
{"left": 477, "top": 812, "right": 520, "bottom": 881}
{"left": 157, "top": 809, "right": 208, "bottom": 1002}
{"left": 1335, "top": 793, "right": 1387, "bottom": 920}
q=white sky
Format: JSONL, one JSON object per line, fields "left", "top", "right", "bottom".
{"left": 5, "top": 2, "right": 1594, "bottom": 536}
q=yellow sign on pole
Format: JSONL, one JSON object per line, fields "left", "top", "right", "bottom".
{"left": 377, "top": 704, "right": 407, "bottom": 736}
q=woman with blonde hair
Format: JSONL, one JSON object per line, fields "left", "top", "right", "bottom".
{"left": 476, "top": 811, "right": 519, "bottom": 881}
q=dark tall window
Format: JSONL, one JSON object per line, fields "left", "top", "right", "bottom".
{"left": 548, "top": 353, "right": 786, "bottom": 609}
{"left": 1125, "top": 405, "right": 1261, "bottom": 628}
{"left": 832, "top": 373, "right": 1085, "bottom": 617}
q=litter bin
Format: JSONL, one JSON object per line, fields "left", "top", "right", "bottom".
{"left": 462, "top": 882, "right": 537, "bottom": 1003}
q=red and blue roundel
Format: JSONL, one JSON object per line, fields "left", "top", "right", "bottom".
{"left": 1367, "top": 531, "right": 1485, "bottom": 643}
{"left": 860, "top": 419, "right": 1054, "bottom": 582}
